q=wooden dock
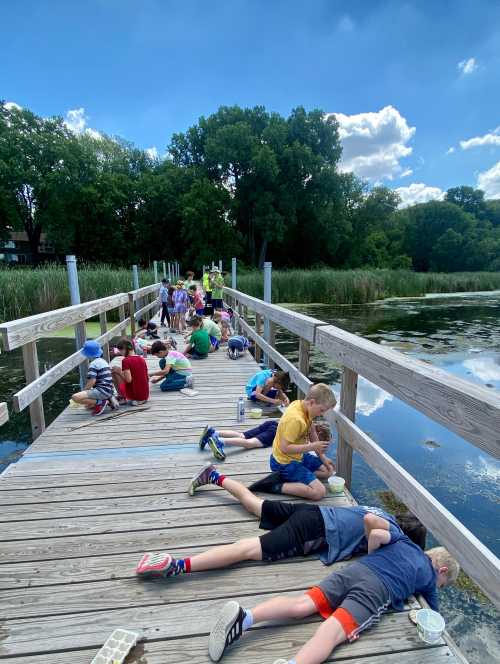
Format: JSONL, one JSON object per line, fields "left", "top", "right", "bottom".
{"left": 0, "top": 333, "right": 466, "bottom": 664}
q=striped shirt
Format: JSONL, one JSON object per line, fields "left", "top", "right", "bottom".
{"left": 164, "top": 351, "right": 192, "bottom": 376}
{"left": 87, "top": 358, "right": 114, "bottom": 398}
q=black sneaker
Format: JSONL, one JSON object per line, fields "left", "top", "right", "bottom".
{"left": 248, "top": 472, "right": 283, "bottom": 494}
{"left": 209, "top": 600, "right": 246, "bottom": 662}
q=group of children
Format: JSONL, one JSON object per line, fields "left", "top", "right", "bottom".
{"left": 71, "top": 271, "right": 460, "bottom": 664}
{"left": 135, "top": 378, "right": 460, "bottom": 664}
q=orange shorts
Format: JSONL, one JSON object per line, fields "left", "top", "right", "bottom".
{"left": 306, "top": 586, "right": 359, "bottom": 641}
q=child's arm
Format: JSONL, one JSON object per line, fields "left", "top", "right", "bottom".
{"left": 364, "top": 513, "right": 391, "bottom": 553}
{"left": 276, "top": 389, "right": 290, "bottom": 406}
{"left": 279, "top": 435, "right": 329, "bottom": 456}
{"left": 84, "top": 377, "right": 96, "bottom": 390}
{"left": 255, "top": 382, "right": 281, "bottom": 404}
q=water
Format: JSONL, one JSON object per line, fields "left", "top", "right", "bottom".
{"left": 1, "top": 294, "right": 500, "bottom": 661}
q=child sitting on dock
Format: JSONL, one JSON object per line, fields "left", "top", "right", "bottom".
{"left": 184, "top": 316, "right": 210, "bottom": 359}
{"left": 136, "top": 465, "right": 427, "bottom": 579}
{"left": 149, "top": 340, "right": 193, "bottom": 391}
{"left": 136, "top": 319, "right": 160, "bottom": 340}
{"left": 110, "top": 338, "right": 149, "bottom": 405}
{"left": 268, "top": 383, "right": 336, "bottom": 501}
{"left": 245, "top": 369, "right": 290, "bottom": 406}
{"left": 199, "top": 420, "right": 330, "bottom": 462}
{"left": 71, "top": 340, "right": 118, "bottom": 416}
{"left": 208, "top": 541, "right": 459, "bottom": 663}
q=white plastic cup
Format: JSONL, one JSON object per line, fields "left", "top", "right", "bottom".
{"left": 415, "top": 609, "right": 445, "bottom": 644}
{"left": 250, "top": 408, "right": 263, "bottom": 419}
{"left": 327, "top": 476, "right": 345, "bottom": 494}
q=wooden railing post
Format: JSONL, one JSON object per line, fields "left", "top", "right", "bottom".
{"left": 255, "top": 313, "right": 262, "bottom": 363}
{"left": 337, "top": 366, "right": 358, "bottom": 489}
{"left": 298, "top": 338, "right": 311, "bottom": 398}
{"left": 0, "top": 402, "right": 8, "bottom": 427}
{"left": 268, "top": 321, "right": 276, "bottom": 369}
{"left": 22, "top": 341, "right": 45, "bottom": 439}
{"left": 128, "top": 293, "right": 136, "bottom": 336}
{"left": 99, "top": 311, "right": 110, "bottom": 362}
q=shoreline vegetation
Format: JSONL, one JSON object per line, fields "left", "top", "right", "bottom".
{"left": 2, "top": 265, "right": 500, "bottom": 323}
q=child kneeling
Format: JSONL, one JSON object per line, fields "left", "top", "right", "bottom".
{"left": 150, "top": 340, "right": 193, "bottom": 391}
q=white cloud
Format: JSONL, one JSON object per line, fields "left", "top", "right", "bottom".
{"left": 460, "top": 127, "right": 500, "bottom": 150}
{"left": 477, "top": 161, "right": 500, "bottom": 199}
{"left": 463, "top": 356, "right": 500, "bottom": 382}
{"left": 394, "top": 182, "right": 445, "bottom": 207}
{"left": 337, "top": 14, "right": 354, "bottom": 31}
{"left": 400, "top": 168, "right": 413, "bottom": 177}
{"left": 146, "top": 146, "right": 159, "bottom": 160}
{"left": 458, "top": 57, "right": 478, "bottom": 75}
{"left": 446, "top": 147, "right": 455, "bottom": 154}
{"left": 5, "top": 101, "right": 22, "bottom": 111}
{"left": 329, "top": 106, "right": 415, "bottom": 182}
{"left": 64, "top": 107, "right": 101, "bottom": 140}
{"left": 356, "top": 378, "right": 393, "bottom": 416}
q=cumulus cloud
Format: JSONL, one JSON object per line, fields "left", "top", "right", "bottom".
{"left": 446, "top": 147, "right": 455, "bottom": 155}
{"left": 394, "top": 182, "right": 445, "bottom": 207}
{"left": 477, "top": 161, "right": 500, "bottom": 199}
{"left": 458, "top": 57, "right": 478, "bottom": 75}
{"left": 328, "top": 106, "right": 415, "bottom": 182}
{"left": 146, "top": 146, "right": 159, "bottom": 160}
{"left": 64, "top": 107, "right": 101, "bottom": 140}
{"left": 460, "top": 127, "right": 500, "bottom": 150}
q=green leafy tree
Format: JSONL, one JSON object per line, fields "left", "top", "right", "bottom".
{"left": 445, "top": 186, "right": 486, "bottom": 218}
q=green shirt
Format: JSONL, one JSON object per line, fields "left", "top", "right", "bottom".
{"left": 203, "top": 318, "right": 222, "bottom": 340}
{"left": 190, "top": 329, "right": 210, "bottom": 355}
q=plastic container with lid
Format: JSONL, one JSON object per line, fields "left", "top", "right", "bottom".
{"left": 416, "top": 609, "right": 445, "bottom": 644}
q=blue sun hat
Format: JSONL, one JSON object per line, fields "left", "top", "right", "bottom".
{"left": 81, "top": 340, "right": 103, "bottom": 359}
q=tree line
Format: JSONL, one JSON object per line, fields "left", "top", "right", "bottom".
{"left": 1, "top": 101, "right": 500, "bottom": 271}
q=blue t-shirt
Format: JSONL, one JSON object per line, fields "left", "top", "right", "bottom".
{"left": 359, "top": 537, "right": 439, "bottom": 611}
{"left": 245, "top": 369, "right": 273, "bottom": 397}
{"left": 319, "top": 505, "right": 402, "bottom": 566}
{"left": 159, "top": 285, "right": 169, "bottom": 303}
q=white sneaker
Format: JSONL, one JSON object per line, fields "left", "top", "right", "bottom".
{"left": 185, "top": 375, "right": 193, "bottom": 389}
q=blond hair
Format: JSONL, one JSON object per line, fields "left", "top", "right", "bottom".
{"left": 306, "top": 383, "right": 337, "bottom": 408}
{"left": 315, "top": 422, "right": 332, "bottom": 441}
{"left": 426, "top": 547, "right": 460, "bottom": 584}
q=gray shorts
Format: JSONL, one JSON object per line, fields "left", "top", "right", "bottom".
{"left": 314, "top": 562, "right": 391, "bottom": 641}
{"left": 86, "top": 388, "right": 111, "bottom": 401}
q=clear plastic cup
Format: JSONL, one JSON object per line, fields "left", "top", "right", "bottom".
{"left": 416, "top": 609, "right": 445, "bottom": 644}
{"left": 327, "top": 476, "right": 345, "bottom": 494}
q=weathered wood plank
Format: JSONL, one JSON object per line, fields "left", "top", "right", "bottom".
{"left": 336, "top": 366, "right": 358, "bottom": 488}
{"left": 0, "top": 402, "right": 8, "bottom": 426}
{"left": 21, "top": 341, "right": 45, "bottom": 438}
{"left": 0, "top": 293, "right": 129, "bottom": 351}
{"left": 224, "top": 286, "right": 324, "bottom": 343}
{"left": 316, "top": 324, "right": 500, "bottom": 460}
{"left": 133, "top": 298, "right": 159, "bottom": 320}
{"left": 334, "top": 411, "right": 500, "bottom": 609}
{"left": 129, "top": 282, "right": 160, "bottom": 299}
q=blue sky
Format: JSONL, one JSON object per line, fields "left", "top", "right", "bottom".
{"left": 2, "top": 0, "right": 500, "bottom": 204}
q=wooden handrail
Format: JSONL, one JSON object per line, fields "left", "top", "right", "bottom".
{"left": 0, "top": 402, "right": 8, "bottom": 427}
{"left": 0, "top": 293, "right": 129, "bottom": 351}
{"left": 333, "top": 410, "right": 500, "bottom": 609}
{"left": 129, "top": 282, "right": 160, "bottom": 300}
{"left": 316, "top": 324, "right": 500, "bottom": 461}
{"left": 224, "top": 286, "right": 323, "bottom": 343}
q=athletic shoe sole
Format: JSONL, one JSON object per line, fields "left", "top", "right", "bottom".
{"left": 136, "top": 551, "right": 173, "bottom": 578}
{"left": 208, "top": 437, "right": 226, "bottom": 461}
{"left": 188, "top": 462, "right": 215, "bottom": 496}
{"left": 208, "top": 600, "right": 241, "bottom": 662}
{"left": 199, "top": 425, "right": 209, "bottom": 450}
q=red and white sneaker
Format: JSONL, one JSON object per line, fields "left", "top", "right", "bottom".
{"left": 92, "top": 400, "right": 108, "bottom": 416}
{"left": 136, "top": 551, "right": 174, "bottom": 578}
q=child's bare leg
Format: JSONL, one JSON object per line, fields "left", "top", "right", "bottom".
{"left": 252, "top": 593, "right": 317, "bottom": 623}
{"left": 190, "top": 536, "right": 261, "bottom": 571}
{"left": 364, "top": 513, "right": 391, "bottom": 553}
{"left": 221, "top": 436, "right": 264, "bottom": 450}
{"left": 281, "top": 478, "right": 326, "bottom": 501}
{"left": 218, "top": 429, "right": 245, "bottom": 438}
{"left": 72, "top": 391, "right": 96, "bottom": 408}
{"left": 294, "top": 615, "right": 347, "bottom": 664}
{"left": 221, "top": 477, "right": 263, "bottom": 517}
{"left": 315, "top": 465, "right": 334, "bottom": 480}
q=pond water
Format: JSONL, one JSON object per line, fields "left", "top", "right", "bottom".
{"left": 1, "top": 293, "right": 499, "bottom": 662}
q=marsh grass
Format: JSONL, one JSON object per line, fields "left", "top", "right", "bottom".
{"left": 235, "top": 268, "right": 500, "bottom": 304}
{"left": 0, "top": 264, "right": 155, "bottom": 322}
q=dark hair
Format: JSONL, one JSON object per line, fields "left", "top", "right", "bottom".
{"left": 138, "top": 318, "right": 147, "bottom": 328}
{"left": 161, "top": 278, "right": 168, "bottom": 284}
{"left": 168, "top": 286, "right": 175, "bottom": 295}
{"left": 190, "top": 315, "right": 202, "bottom": 328}
{"left": 188, "top": 284, "right": 197, "bottom": 291}
{"left": 395, "top": 512, "right": 427, "bottom": 550}
{"left": 273, "top": 371, "right": 290, "bottom": 391}
{"left": 116, "top": 338, "right": 134, "bottom": 356}
{"left": 150, "top": 340, "right": 168, "bottom": 355}
{"left": 147, "top": 321, "right": 157, "bottom": 331}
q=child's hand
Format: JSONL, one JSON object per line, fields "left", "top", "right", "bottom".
{"left": 324, "top": 459, "right": 335, "bottom": 474}
{"left": 150, "top": 376, "right": 161, "bottom": 384}
{"left": 313, "top": 440, "right": 329, "bottom": 454}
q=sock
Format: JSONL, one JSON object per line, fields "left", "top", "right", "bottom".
{"left": 242, "top": 609, "right": 253, "bottom": 631}
{"left": 208, "top": 470, "right": 226, "bottom": 487}
{"left": 170, "top": 557, "right": 192, "bottom": 576}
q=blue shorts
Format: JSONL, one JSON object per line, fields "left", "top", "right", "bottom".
{"left": 249, "top": 388, "right": 277, "bottom": 402}
{"left": 196, "top": 308, "right": 205, "bottom": 316}
{"left": 244, "top": 420, "right": 278, "bottom": 448}
{"left": 270, "top": 452, "right": 324, "bottom": 485}
{"left": 209, "top": 335, "right": 220, "bottom": 349}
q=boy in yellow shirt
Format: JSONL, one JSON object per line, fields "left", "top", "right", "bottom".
{"left": 269, "top": 383, "right": 336, "bottom": 501}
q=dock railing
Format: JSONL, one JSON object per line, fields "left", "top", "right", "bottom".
{"left": 224, "top": 285, "right": 500, "bottom": 610}
{"left": 0, "top": 281, "right": 161, "bottom": 440}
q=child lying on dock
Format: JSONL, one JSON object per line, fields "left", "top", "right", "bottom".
{"left": 136, "top": 465, "right": 427, "bottom": 579}
{"left": 208, "top": 542, "right": 459, "bottom": 663}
